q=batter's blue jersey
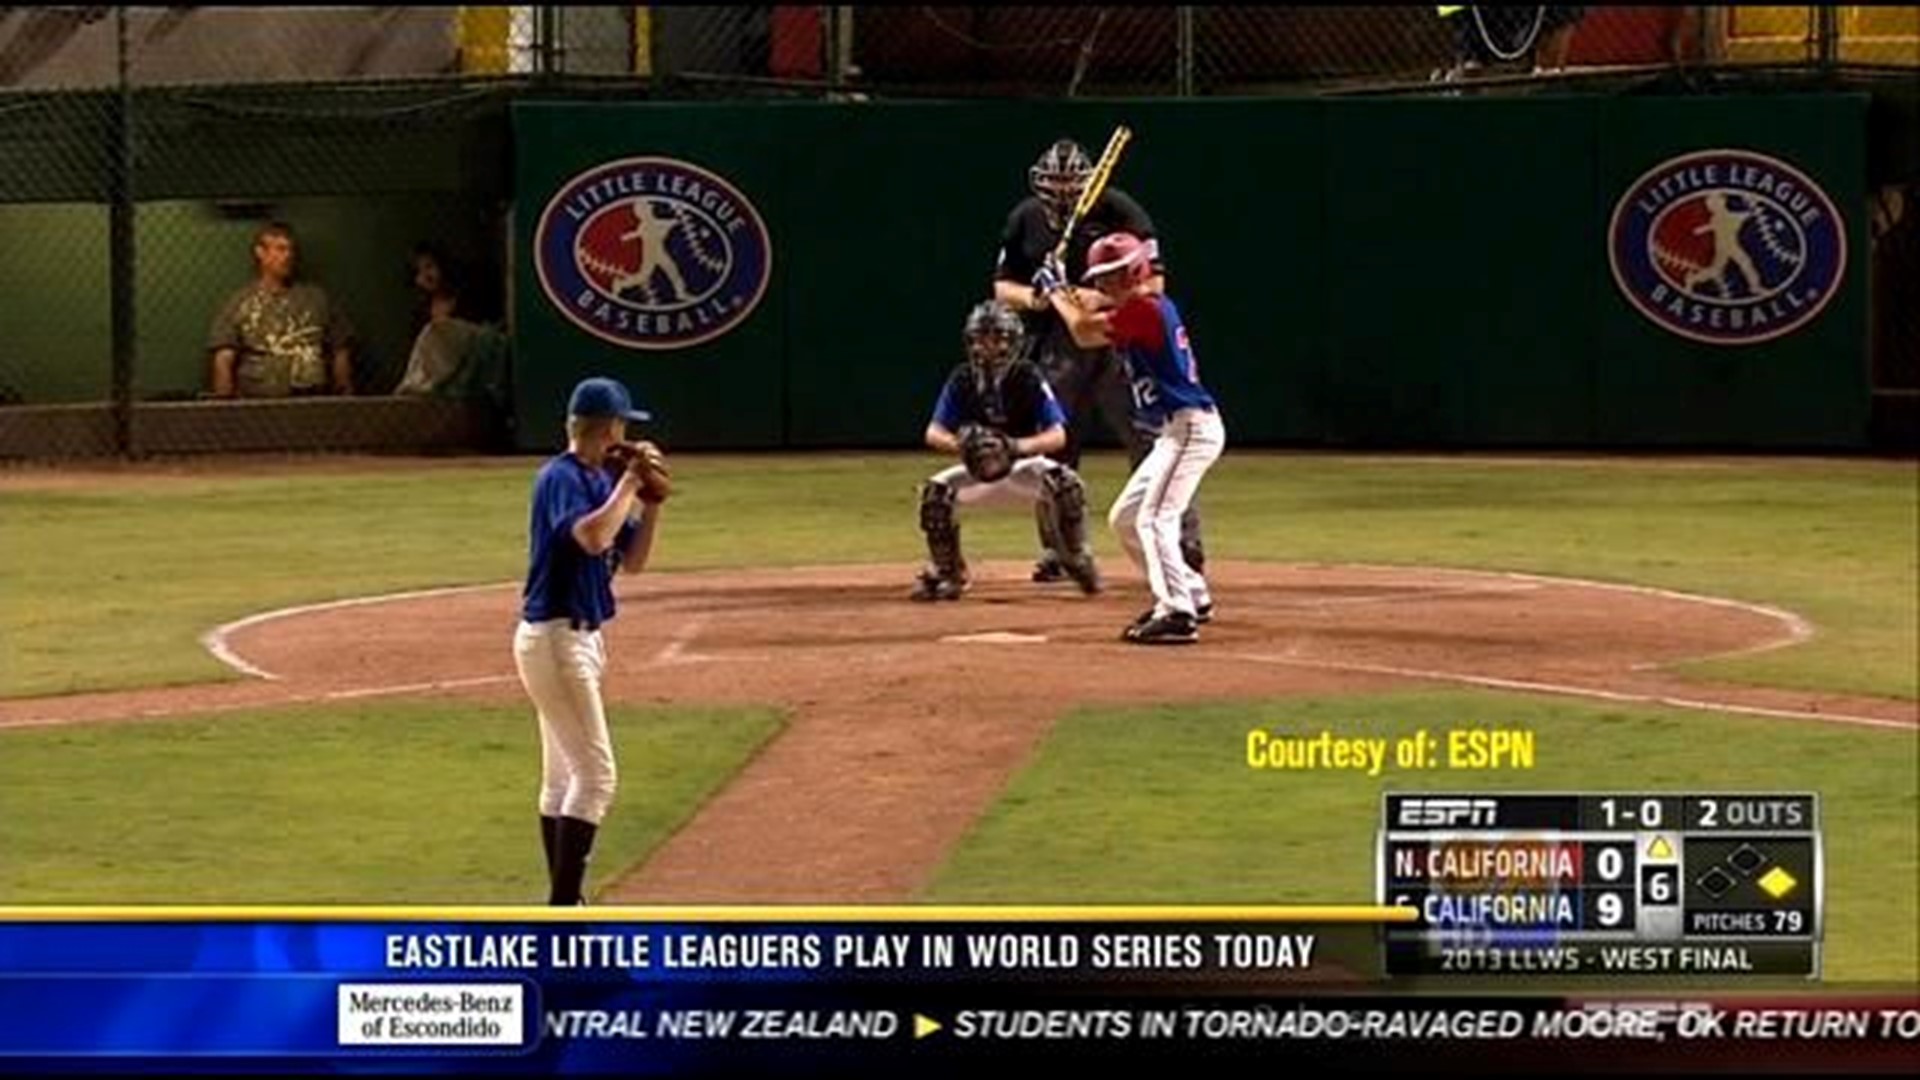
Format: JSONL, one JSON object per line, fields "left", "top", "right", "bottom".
{"left": 521, "top": 454, "right": 637, "bottom": 630}
{"left": 1107, "top": 294, "right": 1216, "bottom": 429}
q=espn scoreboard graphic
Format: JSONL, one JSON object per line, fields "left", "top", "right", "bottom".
{"left": 1378, "top": 793, "right": 1822, "bottom": 977}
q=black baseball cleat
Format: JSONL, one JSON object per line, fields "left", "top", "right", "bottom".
{"left": 1196, "top": 601, "right": 1214, "bottom": 625}
{"left": 1125, "top": 611, "right": 1200, "bottom": 645}
{"left": 1031, "top": 555, "right": 1069, "bottom": 584}
{"left": 1121, "top": 607, "right": 1157, "bottom": 639}
{"left": 910, "top": 570, "right": 967, "bottom": 602}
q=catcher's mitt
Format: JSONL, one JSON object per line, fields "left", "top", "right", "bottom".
{"left": 606, "top": 440, "right": 673, "bottom": 503}
{"left": 959, "top": 425, "right": 1015, "bottom": 483}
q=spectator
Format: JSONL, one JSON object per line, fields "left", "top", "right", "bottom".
{"left": 1434, "top": 6, "right": 1585, "bottom": 80}
{"left": 394, "top": 241, "right": 509, "bottom": 405}
{"left": 407, "top": 242, "right": 468, "bottom": 327}
{"left": 207, "top": 222, "right": 355, "bottom": 398}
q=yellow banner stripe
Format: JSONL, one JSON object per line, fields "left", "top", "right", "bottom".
{"left": 0, "top": 904, "right": 1415, "bottom": 924}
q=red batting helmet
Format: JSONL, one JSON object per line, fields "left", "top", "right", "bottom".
{"left": 1084, "top": 231, "right": 1153, "bottom": 286}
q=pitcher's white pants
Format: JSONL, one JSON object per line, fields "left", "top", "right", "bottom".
{"left": 513, "top": 618, "right": 618, "bottom": 825}
{"left": 1109, "top": 407, "right": 1226, "bottom": 618}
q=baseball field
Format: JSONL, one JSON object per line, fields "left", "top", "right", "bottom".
{"left": 0, "top": 450, "right": 1913, "bottom": 983}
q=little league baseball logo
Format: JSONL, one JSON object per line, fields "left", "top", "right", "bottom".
{"left": 536, "top": 157, "right": 772, "bottom": 350}
{"left": 1609, "top": 149, "right": 1845, "bottom": 346}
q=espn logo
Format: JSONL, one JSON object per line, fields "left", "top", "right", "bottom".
{"left": 1395, "top": 798, "right": 1498, "bottom": 827}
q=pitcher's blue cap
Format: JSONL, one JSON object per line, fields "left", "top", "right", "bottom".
{"left": 568, "top": 377, "right": 652, "bottom": 423}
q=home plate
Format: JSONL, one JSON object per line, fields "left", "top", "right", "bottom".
{"left": 942, "top": 631, "right": 1049, "bottom": 645}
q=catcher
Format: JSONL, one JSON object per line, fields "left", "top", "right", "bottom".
{"left": 913, "top": 300, "right": 1100, "bottom": 602}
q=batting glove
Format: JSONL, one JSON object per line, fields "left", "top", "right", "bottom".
{"left": 1031, "top": 260, "right": 1065, "bottom": 307}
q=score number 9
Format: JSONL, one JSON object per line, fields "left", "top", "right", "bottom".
{"left": 1596, "top": 891, "right": 1625, "bottom": 928}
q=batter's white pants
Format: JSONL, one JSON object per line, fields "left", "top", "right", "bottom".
{"left": 929, "top": 456, "right": 1063, "bottom": 508}
{"left": 1109, "top": 407, "right": 1226, "bottom": 618}
{"left": 513, "top": 619, "right": 619, "bottom": 825}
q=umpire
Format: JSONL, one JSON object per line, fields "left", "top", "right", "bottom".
{"left": 993, "top": 137, "right": 1205, "bottom": 583}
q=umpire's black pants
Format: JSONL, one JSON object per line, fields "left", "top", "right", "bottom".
{"left": 1033, "top": 334, "right": 1206, "bottom": 571}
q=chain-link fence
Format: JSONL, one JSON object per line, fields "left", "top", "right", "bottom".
{"left": 4, "top": 8, "right": 1913, "bottom": 97}
{"left": 1, "top": 8, "right": 521, "bottom": 458}
{"left": 0, "top": 6, "right": 1914, "bottom": 458}
{"left": 0, "top": 7, "right": 122, "bottom": 455}
{"left": 626, "top": 6, "right": 1918, "bottom": 97}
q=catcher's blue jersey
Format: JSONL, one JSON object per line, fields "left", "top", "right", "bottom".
{"left": 930, "top": 360, "right": 1067, "bottom": 436}
{"left": 521, "top": 454, "right": 636, "bottom": 630}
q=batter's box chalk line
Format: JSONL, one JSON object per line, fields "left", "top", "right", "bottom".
{"left": 940, "top": 631, "right": 1050, "bottom": 645}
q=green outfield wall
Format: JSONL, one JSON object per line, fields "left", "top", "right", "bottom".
{"left": 512, "top": 95, "right": 1869, "bottom": 452}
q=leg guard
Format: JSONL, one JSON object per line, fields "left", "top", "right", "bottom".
{"left": 919, "top": 479, "right": 966, "bottom": 582}
{"left": 1180, "top": 493, "right": 1206, "bottom": 574}
{"left": 1181, "top": 541, "right": 1207, "bottom": 575}
{"left": 1033, "top": 501, "right": 1064, "bottom": 574}
{"left": 1041, "top": 465, "right": 1091, "bottom": 556}
{"left": 1042, "top": 465, "right": 1101, "bottom": 594}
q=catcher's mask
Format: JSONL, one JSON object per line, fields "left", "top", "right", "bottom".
{"left": 1029, "top": 138, "right": 1092, "bottom": 217}
{"left": 964, "top": 300, "right": 1025, "bottom": 380}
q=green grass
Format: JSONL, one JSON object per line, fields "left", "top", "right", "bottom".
{"left": 0, "top": 456, "right": 1911, "bottom": 969}
{"left": 922, "top": 691, "right": 1920, "bottom": 985}
{"left": 0, "top": 453, "right": 1913, "bottom": 698}
{"left": 0, "top": 700, "right": 782, "bottom": 903}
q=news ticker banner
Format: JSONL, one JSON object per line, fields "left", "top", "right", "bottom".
{"left": 1379, "top": 792, "right": 1824, "bottom": 978}
{"left": 0, "top": 907, "right": 1913, "bottom": 1074}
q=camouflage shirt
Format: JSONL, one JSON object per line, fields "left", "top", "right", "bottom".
{"left": 207, "top": 282, "right": 354, "bottom": 397}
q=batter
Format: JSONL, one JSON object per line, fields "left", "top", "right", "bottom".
{"left": 1041, "top": 231, "right": 1225, "bottom": 644}
{"left": 514, "top": 376, "right": 670, "bottom": 904}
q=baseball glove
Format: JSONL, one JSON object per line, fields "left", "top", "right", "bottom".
{"left": 607, "top": 440, "right": 673, "bottom": 504}
{"left": 959, "top": 425, "right": 1015, "bottom": 483}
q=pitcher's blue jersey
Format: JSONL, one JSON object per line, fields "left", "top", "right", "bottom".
{"left": 521, "top": 453, "right": 636, "bottom": 630}
{"left": 1106, "top": 294, "right": 1216, "bottom": 429}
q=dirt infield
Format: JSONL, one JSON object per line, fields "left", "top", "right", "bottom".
{"left": 1, "top": 560, "right": 1913, "bottom": 902}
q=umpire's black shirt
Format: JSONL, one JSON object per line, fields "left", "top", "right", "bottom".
{"left": 993, "top": 187, "right": 1162, "bottom": 343}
